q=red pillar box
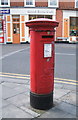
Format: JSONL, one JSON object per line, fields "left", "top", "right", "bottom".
{"left": 26, "top": 18, "right": 59, "bottom": 110}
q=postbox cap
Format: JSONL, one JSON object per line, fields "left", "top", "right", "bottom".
{"left": 26, "top": 18, "right": 59, "bottom": 28}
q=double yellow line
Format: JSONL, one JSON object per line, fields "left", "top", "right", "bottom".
{"left": 55, "top": 78, "right": 78, "bottom": 86}
{"left": 0, "top": 72, "right": 77, "bottom": 86}
{"left": 0, "top": 72, "right": 30, "bottom": 80}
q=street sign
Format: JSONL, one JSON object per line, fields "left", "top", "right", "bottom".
{"left": 0, "top": 9, "right": 10, "bottom": 14}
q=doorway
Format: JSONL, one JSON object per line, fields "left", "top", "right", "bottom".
{"left": 12, "top": 15, "right": 20, "bottom": 44}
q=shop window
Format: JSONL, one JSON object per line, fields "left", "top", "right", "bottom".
{"left": 48, "top": 0, "right": 58, "bottom": 7}
{"left": 0, "top": 15, "right": 3, "bottom": 37}
{"left": 29, "top": 15, "right": 52, "bottom": 20}
{"left": 45, "top": 15, "right": 52, "bottom": 19}
{"left": 0, "top": 22, "right": 2, "bottom": 31}
{"left": 70, "top": 17, "right": 78, "bottom": 36}
{"left": 75, "top": 0, "right": 78, "bottom": 8}
{"left": 13, "top": 24, "right": 20, "bottom": 34}
{"left": 1, "top": 0, "right": 8, "bottom": 5}
{"left": 0, "top": 0, "right": 10, "bottom": 7}
{"left": 24, "top": 0, "right": 35, "bottom": 7}
{"left": 0, "top": 15, "right": 3, "bottom": 19}
{"left": 29, "top": 15, "right": 52, "bottom": 35}
{"left": 12, "top": 15, "right": 20, "bottom": 22}
{"left": 12, "top": 15, "right": 20, "bottom": 34}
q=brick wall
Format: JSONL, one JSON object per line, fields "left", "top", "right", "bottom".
{"left": 10, "top": 0, "right": 24, "bottom": 7}
{"left": 10, "top": 0, "right": 48, "bottom": 7}
{"left": 35, "top": 0, "right": 48, "bottom": 7}
{"left": 59, "top": 1, "right": 75, "bottom": 10}
{"left": 10, "top": 0, "right": 76, "bottom": 9}
{"left": 56, "top": 9, "right": 63, "bottom": 39}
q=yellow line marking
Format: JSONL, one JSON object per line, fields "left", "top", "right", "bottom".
{"left": 55, "top": 77, "right": 77, "bottom": 83}
{"left": 0, "top": 72, "right": 30, "bottom": 77}
{"left": 0, "top": 74, "right": 30, "bottom": 79}
{"left": 55, "top": 80, "right": 78, "bottom": 86}
{"left": 0, "top": 72, "right": 77, "bottom": 85}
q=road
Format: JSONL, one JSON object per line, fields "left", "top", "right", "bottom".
{"left": 0, "top": 43, "right": 77, "bottom": 87}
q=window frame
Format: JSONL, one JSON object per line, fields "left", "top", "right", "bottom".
{"left": 0, "top": 0, "right": 10, "bottom": 7}
{"left": 24, "top": 0, "right": 35, "bottom": 7}
{"left": 48, "top": 0, "right": 59, "bottom": 8}
{"left": 75, "top": 0, "right": 78, "bottom": 8}
{"left": 69, "top": 17, "right": 78, "bottom": 36}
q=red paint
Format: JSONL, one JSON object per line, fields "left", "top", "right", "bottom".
{"left": 0, "top": 37, "right": 4, "bottom": 43}
{"left": 0, "top": 20, "right": 4, "bottom": 43}
{"left": 26, "top": 18, "right": 59, "bottom": 94}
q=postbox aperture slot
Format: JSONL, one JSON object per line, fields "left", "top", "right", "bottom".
{"left": 42, "top": 35, "right": 53, "bottom": 38}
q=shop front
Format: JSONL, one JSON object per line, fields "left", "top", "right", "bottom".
{"left": 0, "top": 9, "right": 10, "bottom": 44}
{"left": 69, "top": 17, "right": 78, "bottom": 42}
{"left": 63, "top": 10, "right": 78, "bottom": 43}
{"left": 5, "top": 8, "right": 56, "bottom": 44}
{"left": 0, "top": 15, "right": 4, "bottom": 43}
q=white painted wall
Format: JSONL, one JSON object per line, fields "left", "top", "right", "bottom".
{"left": 63, "top": 10, "right": 77, "bottom": 19}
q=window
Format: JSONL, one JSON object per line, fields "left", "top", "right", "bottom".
{"left": 1, "top": 0, "right": 8, "bottom": 5}
{"left": 70, "top": 17, "right": 78, "bottom": 36}
{"left": 0, "top": 15, "right": 3, "bottom": 38}
{"left": 29, "top": 15, "right": 52, "bottom": 20}
{"left": 12, "top": 16, "right": 20, "bottom": 34}
{"left": 75, "top": 0, "right": 78, "bottom": 8}
{"left": 0, "top": 0, "right": 10, "bottom": 7}
{"left": 24, "top": 0, "right": 35, "bottom": 7}
{"left": 0, "top": 22, "right": 2, "bottom": 31}
{"left": 48, "top": 0, "right": 58, "bottom": 7}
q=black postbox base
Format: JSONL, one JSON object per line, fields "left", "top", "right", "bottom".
{"left": 30, "top": 91, "right": 53, "bottom": 110}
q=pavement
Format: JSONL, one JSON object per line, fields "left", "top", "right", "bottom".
{"left": 0, "top": 73, "right": 77, "bottom": 119}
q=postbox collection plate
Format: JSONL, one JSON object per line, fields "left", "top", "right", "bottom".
{"left": 44, "top": 44, "right": 52, "bottom": 58}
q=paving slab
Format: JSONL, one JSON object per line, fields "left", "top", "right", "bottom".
{"left": 76, "top": 106, "right": 78, "bottom": 117}
{"left": 0, "top": 77, "right": 3, "bottom": 83}
{"left": 54, "top": 88, "right": 71, "bottom": 100}
{"left": 0, "top": 100, "right": 2, "bottom": 109}
{"left": 64, "top": 114, "right": 76, "bottom": 120}
{"left": 0, "top": 84, "right": 2, "bottom": 98}
{"left": 20, "top": 106, "right": 40, "bottom": 118}
{"left": 2, "top": 104, "right": 33, "bottom": 118}
{"left": 2, "top": 99, "right": 10, "bottom": 108}
{"left": 2, "top": 82, "right": 21, "bottom": 89}
{"left": 39, "top": 107, "right": 70, "bottom": 118}
{"left": 0, "top": 81, "right": 2, "bottom": 84}
{"left": 53, "top": 101, "right": 76, "bottom": 116}
{"left": 6, "top": 93, "right": 30, "bottom": 107}
{"left": 76, "top": 93, "right": 78, "bottom": 107}
{"left": 0, "top": 84, "right": 2, "bottom": 109}
{"left": 54, "top": 83, "right": 64, "bottom": 89}
{"left": 60, "top": 92, "right": 76, "bottom": 106}
{"left": 54, "top": 83, "right": 76, "bottom": 91}
{"left": 2, "top": 85, "right": 25, "bottom": 100}
{"left": 0, "top": 109, "right": 2, "bottom": 120}
{"left": 13, "top": 84, "right": 29, "bottom": 93}
{"left": 1, "top": 77, "right": 28, "bottom": 84}
{"left": 1, "top": 76, "right": 77, "bottom": 119}
{"left": 2, "top": 82, "right": 30, "bottom": 94}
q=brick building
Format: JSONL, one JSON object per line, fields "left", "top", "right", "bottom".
{"left": 0, "top": 0, "right": 78, "bottom": 44}
{"left": 56, "top": 0, "right": 78, "bottom": 43}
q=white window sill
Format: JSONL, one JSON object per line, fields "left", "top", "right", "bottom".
{"left": 48, "top": 5, "right": 58, "bottom": 8}
{"left": 24, "top": 5, "right": 35, "bottom": 7}
{"left": 0, "top": 5, "right": 10, "bottom": 7}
